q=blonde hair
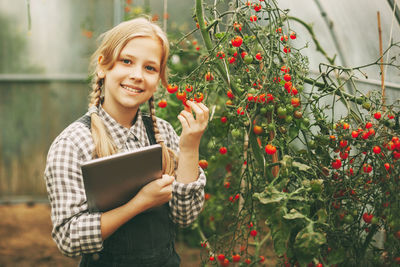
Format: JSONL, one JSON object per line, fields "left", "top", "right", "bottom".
{"left": 88, "top": 17, "right": 177, "bottom": 175}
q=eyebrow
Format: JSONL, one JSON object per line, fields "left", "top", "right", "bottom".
{"left": 120, "top": 53, "right": 159, "bottom": 65}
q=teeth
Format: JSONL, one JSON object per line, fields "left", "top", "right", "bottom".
{"left": 122, "top": 85, "right": 142, "bottom": 93}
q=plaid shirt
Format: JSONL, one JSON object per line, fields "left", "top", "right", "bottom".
{"left": 44, "top": 106, "right": 206, "bottom": 257}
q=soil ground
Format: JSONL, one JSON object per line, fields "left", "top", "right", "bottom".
{"left": 0, "top": 203, "right": 202, "bottom": 267}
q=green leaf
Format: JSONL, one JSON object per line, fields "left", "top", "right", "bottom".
{"left": 283, "top": 209, "right": 306, "bottom": 220}
{"left": 214, "top": 32, "right": 226, "bottom": 39}
{"left": 327, "top": 247, "right": 346, "bottom": 265}
{"left": 289, "top": 125, "right": 299, "bottom": 139}
{"left": 292, "top": 161, "right": 311, "bottom": 171}
{"left": 271, "top": 223, "right": 291, "bottom": 257}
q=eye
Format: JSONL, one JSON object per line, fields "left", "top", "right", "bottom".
{"left": 145, "top": 65, "right": 157, "bottom": 72}
{"left": 121, "top": 58, "right": 132, "bottom": 64}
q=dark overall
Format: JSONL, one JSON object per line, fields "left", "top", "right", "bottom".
{"left": 77, "top": 114, "right": 180, "bottom": 267}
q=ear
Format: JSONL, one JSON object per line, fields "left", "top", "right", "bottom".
{"left": 97, "top": 56, "right": 106, "bottom": 78}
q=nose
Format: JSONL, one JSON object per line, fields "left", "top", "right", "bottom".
{"left": 129, "top": 65, "right": 143, "bottom": 81}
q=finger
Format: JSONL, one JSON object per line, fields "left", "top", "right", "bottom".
{"left": 179, "top": 110, "right": 196, "bottom": 126}
{"left": 159, "top": 174, "right": 174, "bottom": 187}
{"left": 188, "top": 101, "right": 210, "bottom": 123}
{"left": 177, "top": 114, "right": 190, "bottom": 129}
{"left": 184, "top": 102, "right": 192, "bottom": 113}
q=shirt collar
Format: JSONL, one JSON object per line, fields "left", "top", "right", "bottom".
{"left": 97, "top": 106, "right": 149, "bottom": 149}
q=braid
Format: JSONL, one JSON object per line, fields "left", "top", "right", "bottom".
{"left": 148, "top": 96, "right": 177, "bottom": 176}
{"left": 89, "top": 76, "right": 117, "bottom": 158}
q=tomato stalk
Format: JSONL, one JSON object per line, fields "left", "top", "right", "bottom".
{"left": 195, "top": 0, "right": 240, "bottom": 94}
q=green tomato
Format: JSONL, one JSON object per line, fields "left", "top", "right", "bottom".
{"left": 285, "top": 115, "right": 293, "bottom": 124}
{"left": 362, "top": 101, "right": 371, "bottom": 110}
{"left": 231, "top": 128, "right": 241, "bottom": 138}
{"left": 266, "top": 104, "right": 274, "bottom": 112}
{"left": 260, "top": 107, "right": 268, "bottom": 115}
{"left": 227, "top": 47, "right": 236, "bottom": 55}
{"left": 277, "top": 107, "right": 287, "bottom": 117}
{"left": 285, "top": 104, "right": 294, "bottom": 113}
{"left": 344, "top": 214, "right": 354, "bottom": 224}
{"left": 302, "top": 118, "right": 310, "bottom": 127}
{"left": 266, "top": 123, "right": 275, "bottom": 131}
{"left": 244, "top": 55, "right": 253, "bottom": 64}
{"left": 310, "top": 179, "right": 323, "bottom": 193}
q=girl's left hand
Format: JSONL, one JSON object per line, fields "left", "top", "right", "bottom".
{"left": 177, "top": 100, "right": 209, "bottom": 151}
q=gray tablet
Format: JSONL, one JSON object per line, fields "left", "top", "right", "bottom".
{"left": 81, "top": 144, "right": 162, "bottom": 212}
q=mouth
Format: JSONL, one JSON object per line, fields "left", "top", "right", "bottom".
{"left": 121, "top": 84, "right": 143, "bottom": 93}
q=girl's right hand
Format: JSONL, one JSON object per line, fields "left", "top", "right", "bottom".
{"left": 133, "top": 174, "right": 174, "bottom": 210}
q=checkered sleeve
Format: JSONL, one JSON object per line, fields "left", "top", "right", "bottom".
{"left": 157, "top": 118, "right": 207, "bottom": 227}
{"left": 44, "top": 134, "right": 103, "bottom": 257}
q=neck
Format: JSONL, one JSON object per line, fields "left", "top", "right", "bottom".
{"left": 102, "top": 104, "right": 138, "bottom": 128}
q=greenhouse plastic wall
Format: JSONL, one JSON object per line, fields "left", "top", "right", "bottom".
{"left": 0, "top": 0, "right": 399, "bottom": 200}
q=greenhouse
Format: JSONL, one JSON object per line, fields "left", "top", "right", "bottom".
{"left": 0, "top": 0, "right": 399, "bottom": 266}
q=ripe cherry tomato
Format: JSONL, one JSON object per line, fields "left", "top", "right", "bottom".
{"left": 157, "top": 99, "right": 167, "bottom": 108}
{"left": 199, "top": 159, "right": 208, "bottom": 169}
{"left": 231, "top": 36, "right": 243, "bottom": 47}
{"left": 185, "top": 84, "right": 193, "bottom": 92}
{"left": 166, "top": 84, "right": 178, "bottom": 94}
{"left": 176, "top": 90, "right": 187, "bottom": 101}
{"left": 253, "top": 125, "right": 263, "bottom": 135}
{"left": 332, "top": 159, "right": 342, "bottom": 169}
{"left": 291, "top": 97, "right": 300, "bottom": 107}
{"left": 250, "top": 15, "right": 258, "bottom": 22}
{"left": 374, "top": 112, "right": 381, "bottom": 120}
{"left": 233, "top": 22, "right": 242, "bottom": 31}
{"left": 255, "top": 52, "right": 262, "bottom": 60}
{"left": 283, "top": 74, "right": 291, "bottom": 81}
{"left": 232, "top": 254, "right": 241, "bottom": 262}
{"left": 372, "top": 146, "right": 381, "bottom": 154}
{"left": 194, "top": 92, "right": 204, "bottom": 102}
{"left": 205, "top": 72, "right": 214, "bottom": 81}
{"left": 265, "top": 144, "right": 277, "bottom": 155}
{"left": 219, "top": 147, "right": 227, "bottom": 154}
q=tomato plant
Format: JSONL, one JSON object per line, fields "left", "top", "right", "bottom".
{"left": 157, "top": 0, "right": 400, "bottom": 265}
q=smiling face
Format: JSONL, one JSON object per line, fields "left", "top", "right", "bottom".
{"left": 100, "top": 36, "right": 163, "bottom": 122}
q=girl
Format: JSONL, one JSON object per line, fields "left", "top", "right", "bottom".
{"left": 44, "top": 17, "right": 208, "bottom": 267}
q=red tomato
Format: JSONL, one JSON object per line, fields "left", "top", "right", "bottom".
{"left": 217, "top": 254, "right": 225, "bottom": 261}
{"left": 205, "top": 72, "right": 214, "bottom": 81}
{"left": 176, "top": 90, "right": 187, "bottom": 101}
{"left": 253, "top": 125, "right": 263, "bottom": 135}
{"left": 280, "top": 35, "right": 288, "bottom": 42}
{"left": 219, "top": 147, "right": 227, "bottom": 154}
{"left": 265, "top": 144, "right": 277, "bottom": 155}
{"left": 221, "top": 116, "right": 227, "bottom": 123}
{"left": 374, "top": 112, "right": 381, "bottom": 120}
{"left": 232, "top": 254, "right": 241, "bottom": 262}
{"left": 185, "top": 84, "right": 193, "bottom": 92}
{"left": 199, "top": 159, "right": 208, "bottom": 169}
{"left": 283, "top": 74, "right": 291, "bottom": 81}
{"left": 281, "top": 65, "right": 290, "bottom": 73}
{"left": 283, "top": 46, "right": 291, "bottom": 53}
{"left": 290, "top": 31, "right": 297, "bottom": 39}
{"left": 194, "top": 92, "right": 204, "bottom": 102}
{"left": 255, "top": 52, "right": 262, "bottom": 60}
{"left": 372, "top": 146, "right": 381, "bottom": 154}
{"left": 231, "top": 36, "right": 243, "bottom": 47}
{"left": 362, "top": 213, "right": 373, "bottom": 224}
{"left": 250, "top": 15, "right": 258, "bottom": 22}
{"left": 233, "top": 22, "right": 242, "bottom": 31}
{"left": 250, "top": 230, "right": 258, "bottom": 237}
{"left": 253, "top": 3, "right": 262, "bottom": 11}
{"left": 166, "top": 84, "right": 178, "bottom": 93}
{"left": 157, "top": 99, "right": 167, "bottom": 108}
{"left": 209, "top": 256, "right": 215, "bottom": 261}
{"left": 332, "top": 159, "right": 342, "bottom": 169}
{"left": 227, "top": 90, "right": 234, "bottom": 99}
{"left": 245, "top": 258, "right": 251, "bottom": 264}
{"left": 291, "top": 97, "right": 300, "bottom": 107}
{"left": 351, "top": 131, "right": 359, "bottom": 138}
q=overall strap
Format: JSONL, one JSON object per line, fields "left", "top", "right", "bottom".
{"left": 76, "top": 113, "right": 156, "bottom": 145}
